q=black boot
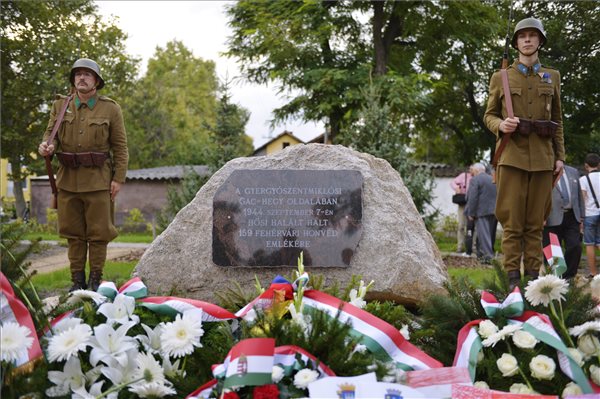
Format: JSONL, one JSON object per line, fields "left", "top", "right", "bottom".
{"left": 525, "top": 269, "right": 539, "bottom": 280}
{"left": 507, "top": 270, "right": 521, "bottom": 291}
{"left": 88, "top": 271, "right": 103, "bottom": 292}
{"left": 69, "top": 271, "right": 87, "bottom": 292}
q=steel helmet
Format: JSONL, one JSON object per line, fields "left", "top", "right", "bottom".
{"left": 70, "top": 58, "right": 104, "bottom": 90}
{"left": 511, "top": 17, "right": 547, "bottom": 49}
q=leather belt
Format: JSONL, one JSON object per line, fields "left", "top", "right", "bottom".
{"left": 517, "top": 119, "right": 559, "bottom": 138}
{"left": 56, "top": 152, "right": 109, "bottom": 168}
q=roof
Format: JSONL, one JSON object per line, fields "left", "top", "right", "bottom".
{"left": 30, "top": 165, "right": 211, "bottom": 182}
{"left": 253, "top": 130, "right": 305, "bottom": 154}
{"left": 125, "top": 165, "right": 210, "bottom": 180}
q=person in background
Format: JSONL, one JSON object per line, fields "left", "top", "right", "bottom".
{"left": 38, "top": 58, "right": 128, "bottom": 292}
{"left": 542, "top": 164, "right": 584, "bottom": 279}
{"left": 580, "top": 153, "right": 600, "bottom": 277}
{"left": 464, "top": 163, "right": 498, "bottom": 264}
{"left": 450, "top": 165, "right": 473, "bottom": 255}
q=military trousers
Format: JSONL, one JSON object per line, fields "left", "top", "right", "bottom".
{"left": 57, "top": 189, "right": 118, "bottom": 274}
{"left": 495, "top": 165, "right": 553, "bottom": 274}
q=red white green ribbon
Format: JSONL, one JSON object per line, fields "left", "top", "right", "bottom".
{"left": 453, "top": 320, "right": 484, "bottom": 381}
{"left": 543, "top": 233, "right": 567, "bottom": 277}
{"left": 302, "top": 289, "right": 442, "bottom": 371}
{"left": 0, "top": 272, "right": 43, "bottom": 367}
{"left": 480, "top": 286, "right": 524, "bottom": 318}
{"left": 220, "top": 338, "right": 276, "bottom": 389}
{"left": 97, "top": 277, "right": 148, "bottom": 300}
{"left": 138, "top": 296, "right": 236, "bottom": 322}
{"left": 511, "top": 311, "right": 593, "bottom": 393}
{"left": 235, "top": 281, "right": 293, "bottom": 320}
{"left": 274, "top": 344, "right": 335, "bottom": 377}
{"left": 185, "top": 379, "right": 217, "bottom": 399}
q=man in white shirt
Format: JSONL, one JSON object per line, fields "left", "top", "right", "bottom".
{"left": 580, "top": 153, "right": 600, "bottom": 277}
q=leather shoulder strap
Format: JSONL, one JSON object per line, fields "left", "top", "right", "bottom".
{"left": 46, "top": 95, "right": 73, "bottom": 146}
{"left": 492, "top": 70, "right": 514, "bottom": 167}
{"left": 586, "top": 174, "right": 600, "bottom": 208}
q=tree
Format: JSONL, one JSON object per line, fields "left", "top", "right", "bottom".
{"left": 1, "top": 0, "right": 138, "bottom": 217}
{"left": 341, "top": 82, "right": 437, "bottom": 226}
{"left": 225, "top": 1, "right": 370, "bottom": 142}
{"left": 205, "top": 80, "right": 254, "bottom": 171}
{"left": 123, "top": 41, "right": 218, "bottom": 169}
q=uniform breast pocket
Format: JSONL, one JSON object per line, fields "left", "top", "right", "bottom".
{"left": 89, "top": 118, "right": 110, "bottom": 146}
{"left": 537, "top": 87, "right": 554, "bottom": 118}
{"left": 501, "top": 87, "right": 521, "bottom": 116}
{"left": 58, "top": 114, "right": 75, "bottom": 144}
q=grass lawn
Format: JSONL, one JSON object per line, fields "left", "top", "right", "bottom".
{"left": 24, "top": 231, "right": 154, "bottom": 243}
{"left": 32, "top": 260, "right": 137, "bottom": 295}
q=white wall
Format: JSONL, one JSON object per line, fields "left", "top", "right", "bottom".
{"left": 426, "top": 177, "right": 460, "bottom": 219}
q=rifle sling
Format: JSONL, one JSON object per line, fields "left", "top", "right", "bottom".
{"left": 44, "top": 95, "right": 73, "bottom": 196}
{"left": 492, "top": 69, "right": 514, "bottom": 167}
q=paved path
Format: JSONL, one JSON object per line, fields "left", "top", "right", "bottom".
{"left": 27, "top": 241, "right": 150, "bottom": 274}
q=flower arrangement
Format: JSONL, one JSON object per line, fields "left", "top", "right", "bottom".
{"left": 419, "top": 262, "right": 600, "bottom": 397}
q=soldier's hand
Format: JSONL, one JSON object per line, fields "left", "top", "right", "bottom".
{"left": 500, "top": 117, "right": 520, "bottom": 134}
{"left": 38, "top": 142, "right": 54, "bottom": 156}
{"left": 110, "top": 181, "right": 122, "bottom": 201}
{"left": 554, "top": 160, "right": 564, "bottom": 175}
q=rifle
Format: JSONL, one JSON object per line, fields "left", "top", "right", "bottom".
{"left": 44, "top": 95, "right": 73, "bottom": 209}
{"left": 491, "top": 2, "right": 515, "bottom": 174}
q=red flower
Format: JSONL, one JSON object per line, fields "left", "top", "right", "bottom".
{"left": 223, "top": 392, "right": 240, "bottom": 399}
{"left": 253, "top": 384, "right": 280, "bottom": 399}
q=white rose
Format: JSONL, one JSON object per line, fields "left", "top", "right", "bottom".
{"left": 478, "top": 320, "right": 499, "bottom": 338}
{"left": 590, "top": 364, "right": 600, "bottom": 386}
{"left": 509, "top": 383, "right": 535, "bottom": 394}
{"left": 562, "top": 382, "right": 583, "bottom": 397}
{"left": 567, "top": 347, "right": 585, "bottom": 367}
{"left": 529, "top": 354, "right": 556, "bottom": 380}
{"left": 272, "top": 365, "right": 285, "bottom": 383}
{"left": 512, "top": 330, "right": 538, "bottom": 349}
{"left": 578, "top": 334, "right": 600, "bottom": 356}
{"left": 496, "top": 353, "right": 519, "bottom": 377}
{"left": 474, "top": 381, "right": 489, "bottom": 390}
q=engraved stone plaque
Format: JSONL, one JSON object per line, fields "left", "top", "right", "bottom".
{"left": 212, "top": 170, "right": 363, "bottom": 267}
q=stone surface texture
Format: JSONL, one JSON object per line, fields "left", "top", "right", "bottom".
{"left": 134, "top": 144, "right": 448, "bottom": 305}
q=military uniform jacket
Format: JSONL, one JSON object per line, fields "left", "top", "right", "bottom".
{"left": 484, "top": 59, "right": 565, "bottom": 171}
{"left": 43, "top": 94, "right": 128, "bottom": 193}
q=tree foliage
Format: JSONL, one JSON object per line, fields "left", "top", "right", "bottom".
{"left": 226, "top": 0, "right": 600, "bottom": 166}
{"left": 123, "top": 40, "right": 219, "bottom": 169}
{"left": 340, "top": 81, "right": 437, "bottom": 224}
{"left": 205, "top": 80, "right": 254, "bottom": 171}
{"left": 1, "top": 0, "right": 138, "bottom": 216}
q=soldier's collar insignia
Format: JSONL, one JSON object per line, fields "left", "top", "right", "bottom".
{"left": 538, "top": 72, "right": 552, "bottom": 84}
{"left": 517, "top": 62, "right": 541, "bottom": 76}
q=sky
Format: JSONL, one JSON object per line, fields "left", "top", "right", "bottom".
{"left": 96, "top": 1, "right": 323, "bottom": 149}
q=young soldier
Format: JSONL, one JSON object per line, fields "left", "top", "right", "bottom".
{"left": 38, "top": 58, "right": 129, "bottom": 291}
{"left": 484, "top": 17, "right": 565, "bottom": 288}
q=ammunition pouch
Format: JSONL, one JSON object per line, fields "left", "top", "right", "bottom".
{"left": 57, "top": 152, "right": 109, "bottom": 168}
{"left": 517, "top": 119, "right": 559, "bottom": 138}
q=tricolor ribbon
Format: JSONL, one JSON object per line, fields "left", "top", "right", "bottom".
{"left": 480, "top": 286, "right": 524, "bottom": 318}
{"left": 454, "top": 289, "right": 593, "bottom": 393}
{"left": 0, "top": 272, "right": 43, "bottom": 369}
{"left": 138, "top": 296, "right": 236, "bottom": 322}
{"left": 543, "top": 233, "right": 567, "bottom": 277}
{"left": 97, "top": 277, "right": 148, "bottom": 300}
{"left": 185, "top": 379, "right": 217, "bottom": 399}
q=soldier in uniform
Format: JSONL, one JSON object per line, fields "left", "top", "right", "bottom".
{"left": 484, "top": 17, "right": 565, "bottom": 288}
{"left": 38, "top": 58, "right": 128, "bottom": 291}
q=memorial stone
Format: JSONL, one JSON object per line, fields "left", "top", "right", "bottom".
{"left": 134, "top": 144, "right": 448, "bottom": 305}
{"left": 212, "top": 170, "right": 363, "bottom": 267}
